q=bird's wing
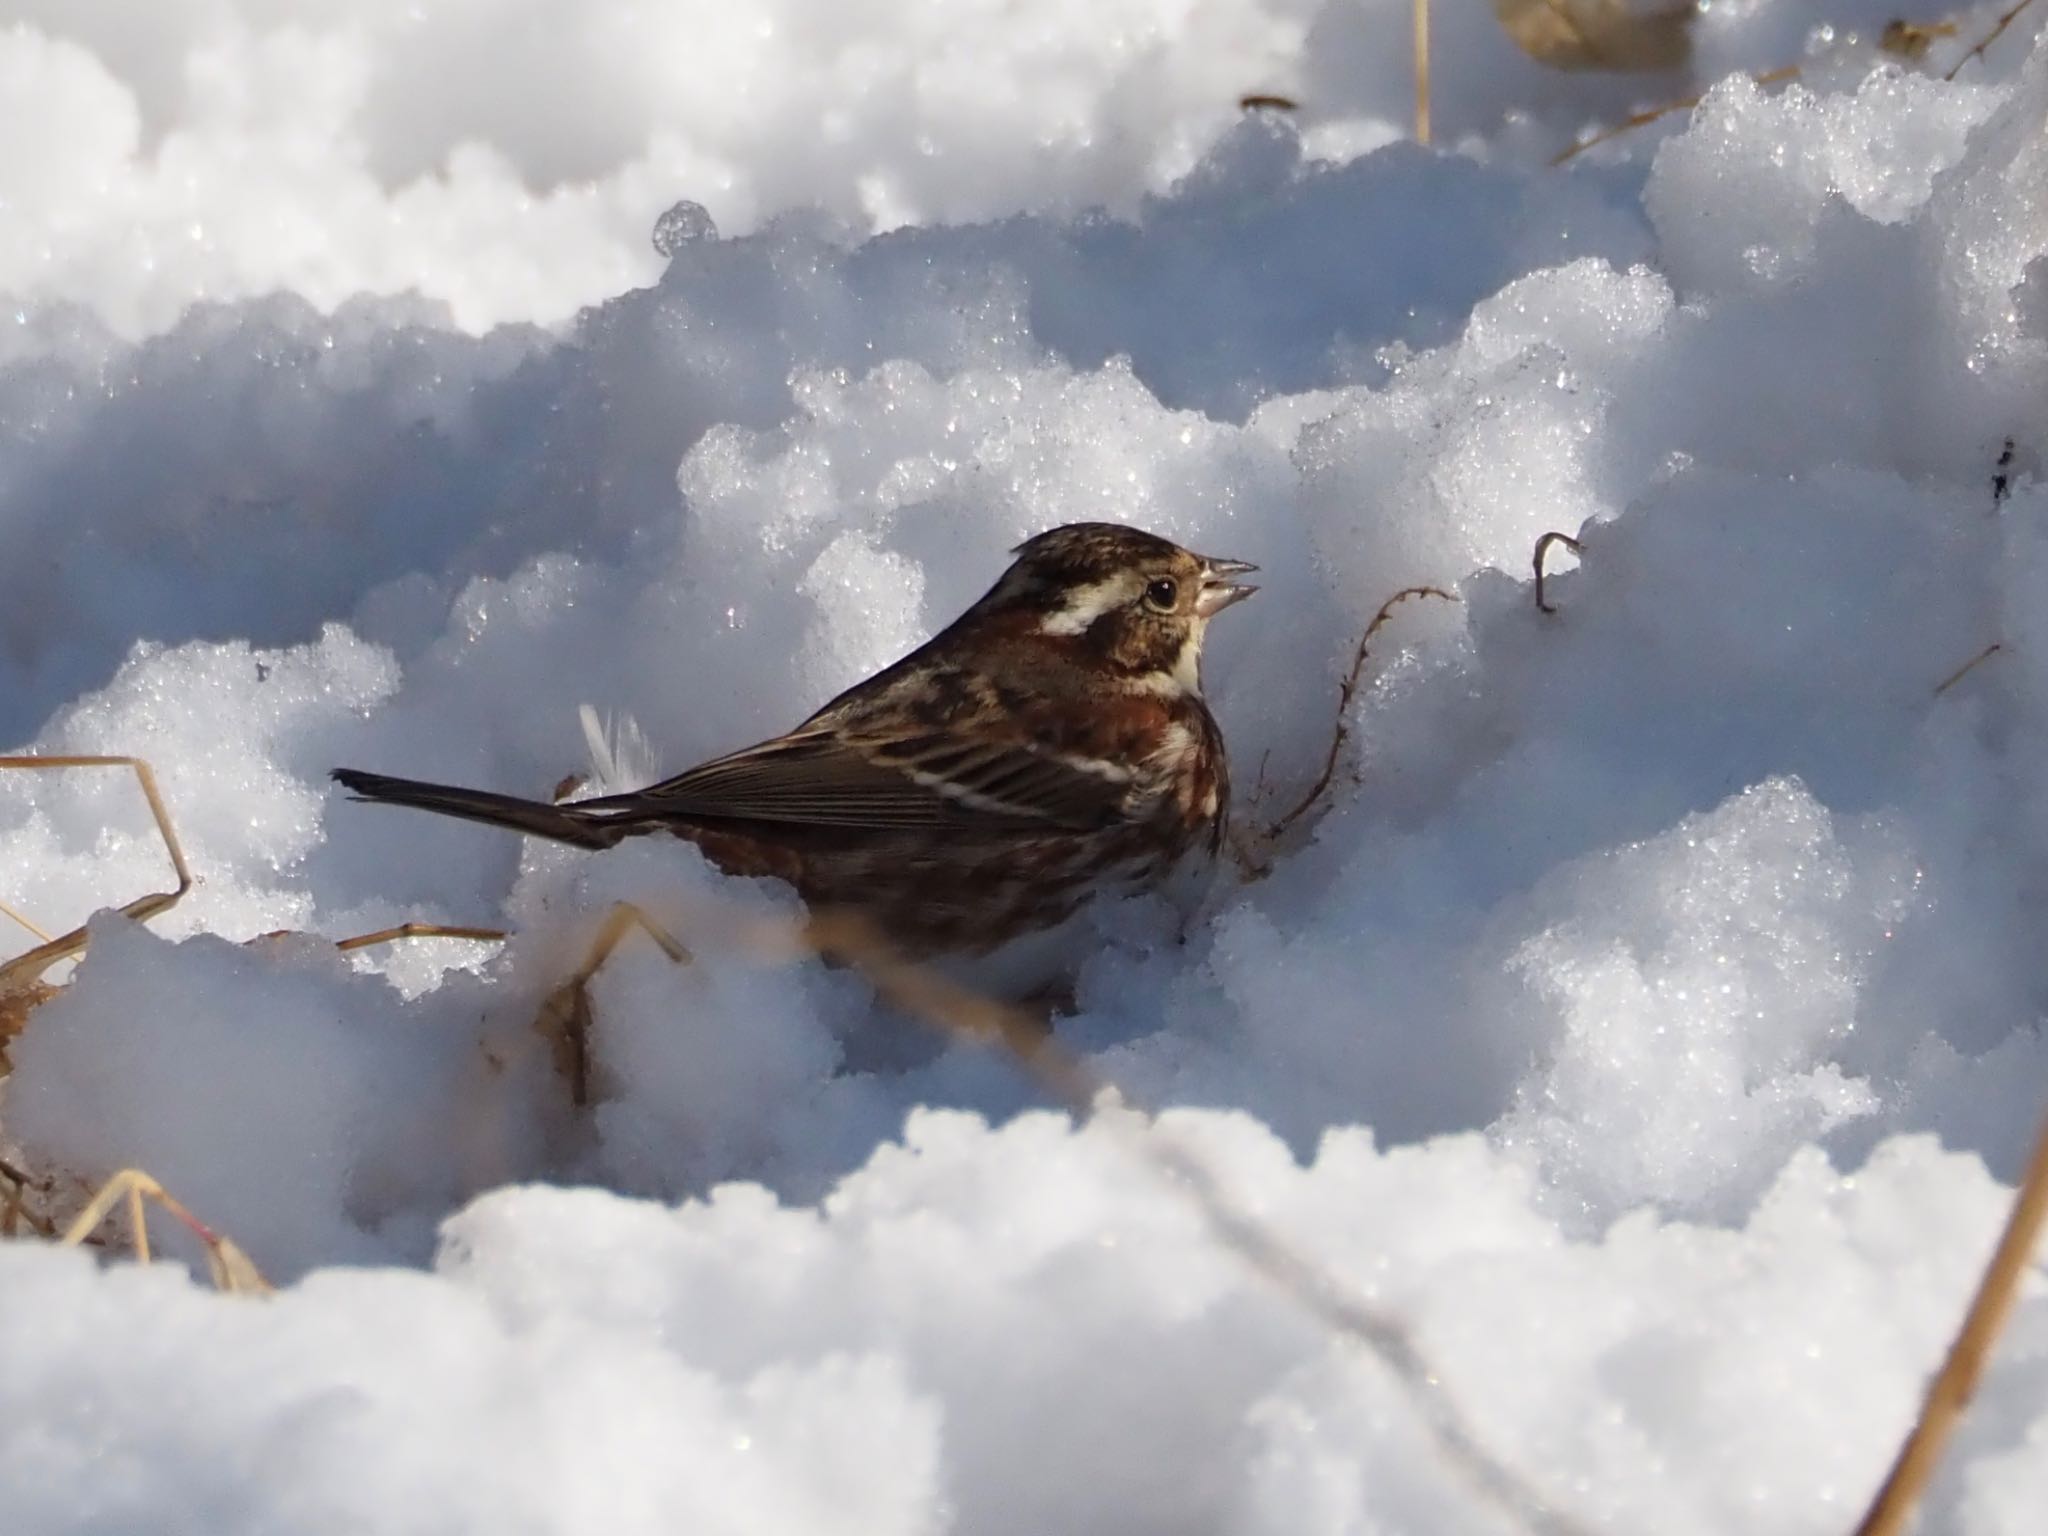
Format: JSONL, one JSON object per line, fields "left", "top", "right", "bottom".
{"left": 572, "top": 727, "right": 1132, "bottom": 832}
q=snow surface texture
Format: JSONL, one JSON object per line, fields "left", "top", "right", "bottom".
{"left": 0, "top": 0, "right": 2013, "bottom": 335}
{"left": 3, "top": 3, "right": 2048, "bottom": 1533}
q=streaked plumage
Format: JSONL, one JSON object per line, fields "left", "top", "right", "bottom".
{"left": 334, "top": 522, "right": 1254, "bottom": 957}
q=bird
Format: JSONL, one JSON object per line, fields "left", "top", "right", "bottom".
{"left": 333, "top": 522, "right": 1256, "bottom": 963}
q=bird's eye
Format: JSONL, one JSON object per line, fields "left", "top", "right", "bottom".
{"left": 1144, "top": 577, "right": 1178, "bottom": 611}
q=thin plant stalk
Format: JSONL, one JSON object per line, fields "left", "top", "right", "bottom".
{"left": 1415, "top": 0, "right": 1432, "bottom": 143}
{"left": 1854, "top": 1102, "right": 2048, "bottom": 1536}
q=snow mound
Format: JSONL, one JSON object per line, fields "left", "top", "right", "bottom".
{"left": 1, "top": 11, "right": 2047, "bottom": 1534}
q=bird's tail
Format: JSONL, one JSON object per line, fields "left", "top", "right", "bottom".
{"left": 331, "top": 768, "right": 637, "bottom": 850}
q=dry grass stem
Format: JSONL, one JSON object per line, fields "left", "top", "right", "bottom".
{"left": 1533, "top": 531, "right": 1586, "bottom": 613}
{"left": 533, "top": 902, "right": 694, "bottom": 1106}
{"left": 1415, "top": 0, "right": 1433, "bottom": 143}
{"left": 1934, "top": 642, "right": 2005, "bottom": 696}
{"left": 1945, "top": 0, "right": 2040, "bottom": 77}
{"left": 0, "top": 734, "right": 1561, "bottom": 1530}
{"left": 794, "top": 909, "right": 1594, "bottom": 1536}
{"left": 59, "top": 1168, "right": 272, "bottom": 1295}
{"left": 0, "top": 742, "right": 676, "bottom": 1145}
{"left": 1853, "top": 1101, "right": 2048, "bottom": 1536}
{"left": 1551, "top": 64, "right": 1799, "bottom": 164}
{"left": 331, "top": 922, "right": 509, "bottom": 953}
{"left": 1239, "top": 93, "right": 1299, "bottom": 112}
{"left": 0, "top": 757, "right": 194, "bottom": 998}
{"left": 1552, "top": 0, "right": 2037, "bottom": 164}
{"left": 0, "top": 897, "right": 52, "bottom": 944}
{"left": 1927, "top": 446, "right": 2024, "bottom": 698}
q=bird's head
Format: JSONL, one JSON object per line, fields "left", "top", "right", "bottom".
{"left": 980, "top": 522, "right": 1257, "bottom": 696}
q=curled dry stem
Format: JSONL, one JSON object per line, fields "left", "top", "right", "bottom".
{"left": 1533, "top": 531, "right": 1585, "bottom": 614}
{"left": 1262, "top": 585, "right": 1459, "bottom": 848}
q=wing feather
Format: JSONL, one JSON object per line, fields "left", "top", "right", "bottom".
{"left": 572, "top": 728, "right": 1130, "bottom": 832}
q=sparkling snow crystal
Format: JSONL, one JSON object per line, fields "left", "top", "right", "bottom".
{"left": 3, "top": 3, "right": 2048, "bottom": 1533}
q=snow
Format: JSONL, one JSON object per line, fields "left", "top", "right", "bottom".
{"left": 2, "top": 0, "right": 2047, "bottom": 1531}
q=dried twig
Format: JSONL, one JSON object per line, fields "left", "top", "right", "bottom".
{"left": 1263, "top": 585, "right": 1459, "bottom": 847}
{"left": 330, "top": 922, "right": 508, "bottom": 953}
{"left": 1239, "top": 93, "right": 1299, "bottom": 112}
{"left": 1926, "top": 444, "right": 2025, "bottom": 698}
{"left": 1853, "top": 1102, "right": 2048, "bottom": 1536}
{"left": 0, "top": 745, "right": 673, "bottom": 1142}
{"left": 1924, "top": 445, "right": 2027, "bottom": 697}
{"left": 1552, "top": 0, "right": 2039, "bottom": 165}
{"left": 0, "top": 897, "right": 52, "bottom": 944}
{"left": 1551, "top": 65, "right": 1799, "bottom": 164}
{"left": 532, "top": 902, "right": 692, "bottom": 1106}
{"left": 1933, "top": 642, "right": 2005, "bottom": 697}
{"left": 1945, "top": 0, "right": 2041, "bottom": 78}
{"left": 1533, "top": 531, "right": 1585, "bottom": 614}
{"left": 0, "top": 757, "right": 194, "bottom": 998}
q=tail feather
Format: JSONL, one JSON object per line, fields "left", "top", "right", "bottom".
{"left": 331, "top": 767, "right": 636, "bottom": 850}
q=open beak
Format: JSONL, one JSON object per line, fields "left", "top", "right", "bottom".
{"left": 1196, "top": 556, "right": 1259, "bottom": 618}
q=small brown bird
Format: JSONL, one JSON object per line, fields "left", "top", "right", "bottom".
{"left": 334, "top": 523, "right": 1255, "bottom": 959}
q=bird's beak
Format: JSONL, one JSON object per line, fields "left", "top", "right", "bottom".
{"left": 1196, "top": 556, "right": 1259, "bottom": 618}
